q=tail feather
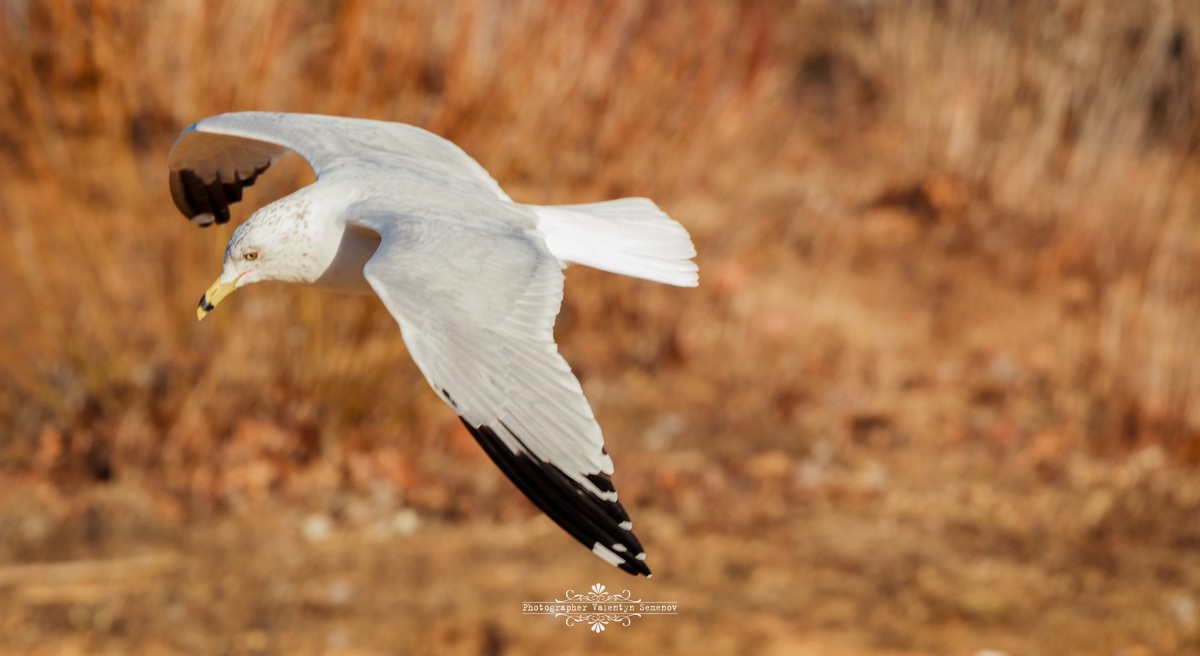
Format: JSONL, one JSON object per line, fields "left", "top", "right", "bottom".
{"left": 530, "top": 198, "right": 699, "bottom": 287}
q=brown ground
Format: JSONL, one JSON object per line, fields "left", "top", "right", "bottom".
{"left": 2, "top": 1, "right": 1200, "bottom": 654}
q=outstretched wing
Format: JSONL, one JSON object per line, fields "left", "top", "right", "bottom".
{"left": 353, "top": 210, "right": 652, "bottom": 577}
{"left": 167, "top": 112, "right": 510, "bottom": 227}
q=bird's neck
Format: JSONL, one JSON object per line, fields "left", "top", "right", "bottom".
{"left": 311, "top": 221, "right": 381, "bottom": 294}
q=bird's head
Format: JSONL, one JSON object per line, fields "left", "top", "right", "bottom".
{"left": 196, "top": 196, "right": 327, "bottom": 320}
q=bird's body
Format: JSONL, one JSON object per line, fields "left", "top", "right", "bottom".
{"left": 169, "top": 112, "right": 697, "bottom": 576}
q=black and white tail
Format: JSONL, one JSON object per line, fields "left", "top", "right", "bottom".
{"left": 530, "top": 198, "right": 699, "bottom": 287}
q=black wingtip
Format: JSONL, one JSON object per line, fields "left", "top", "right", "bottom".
{"left": 458, "top": 418, "right": 651, "bottom": 577}
{"left": 169, "top": 163, "right": 270, "bottom": 226}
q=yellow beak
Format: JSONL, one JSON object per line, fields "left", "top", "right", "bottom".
{"left": 197, "top": 278, "right": 238, "bottom": 321}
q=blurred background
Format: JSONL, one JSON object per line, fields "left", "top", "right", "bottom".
{"left": 1, "top": 1, "right": 1199, "bottom": 654}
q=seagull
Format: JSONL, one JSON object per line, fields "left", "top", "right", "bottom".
{"left": 168, "top": 112, "right": 697, "bottom": 577}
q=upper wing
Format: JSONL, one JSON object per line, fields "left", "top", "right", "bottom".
{"left": 167, "top": 112, "right": 510, "bottom": 227}
{"left": 353, "top": 210, "right": 651, "bottom": 577}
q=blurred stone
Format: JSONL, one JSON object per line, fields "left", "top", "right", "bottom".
{"left": 645, "top": 413, "right": 685, "bottom": 450}
{"left": 19, "top": 514, "right": 51, "bottom": 543}
{"left": 1080, "top": 489, "right": 1116, "bottom": 530}
{"left": 391, "top": 509, "right": 420, "bottom": 536}
{"left": 797, "top": 460, "right": 825, "bottom": 489}
{"left": 326, "top": 629, "right": 351, "bottom": 650}
{"left": 856, "top": 461, "right": 888, "bottom": 492}
{"left": 1169, "top": 594, "right": 1196, "bottom": 633}
{"left": 987, "top": 354, "right": 1018, "bottom": 384}
{"left": 1124, "top": 446, "right": 1166, "bottom": 481}
{"left": 326, "top": 579, "right": 355, "bottom": 606}
{"left": 301, "top": 513, "right": 334, "bottom": 542}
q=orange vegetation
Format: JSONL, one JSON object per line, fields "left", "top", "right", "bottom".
{"left": 1, "top": 1, "right": 1199, "bottom": 654}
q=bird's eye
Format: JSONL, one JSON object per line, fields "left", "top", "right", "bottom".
{"left": 244, "top": 251, "right": 259, "bottom": 261}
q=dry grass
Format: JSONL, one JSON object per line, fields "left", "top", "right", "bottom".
{"left": 2, "top": 0, "right": 1200, "bottom": 654}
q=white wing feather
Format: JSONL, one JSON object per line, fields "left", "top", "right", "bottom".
{"left": 352, "top": 210, "right": 650, "bottom": 575}
{"left": 353, "top": 212, "right": 612, "bottom": 482}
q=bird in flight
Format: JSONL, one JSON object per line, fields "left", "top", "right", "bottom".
{"left": 169, "top": 112, "right": 697, "bottom": 577}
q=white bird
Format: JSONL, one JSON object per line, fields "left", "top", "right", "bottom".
{"left": 168, "top": 112, "right": 697, "bottom": 576}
